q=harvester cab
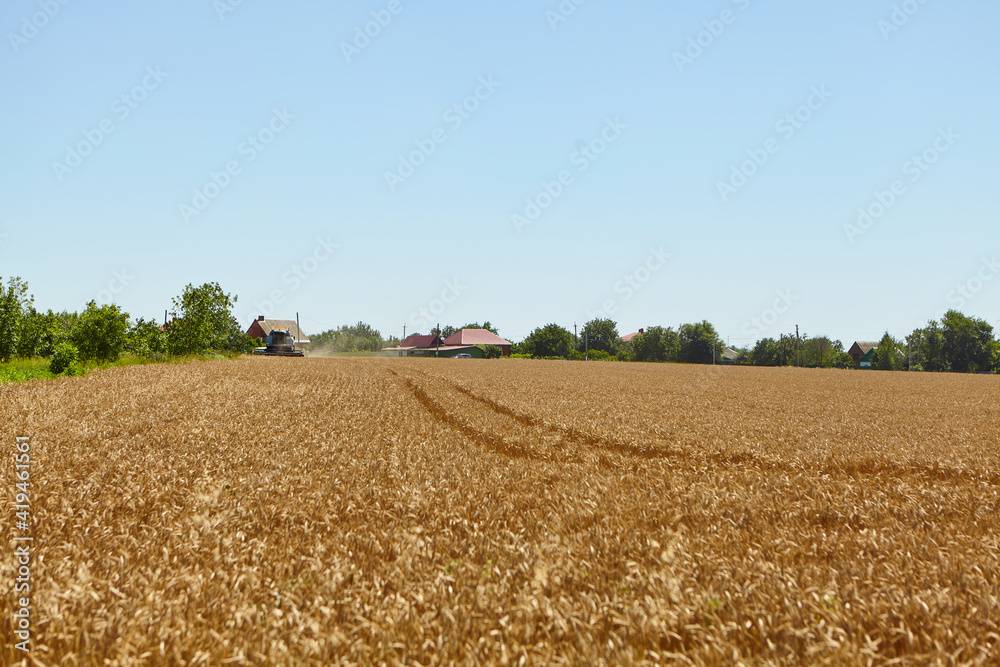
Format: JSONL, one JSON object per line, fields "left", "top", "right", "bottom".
{"left": 252, "top": 328, "right": 305, "bottom": 357}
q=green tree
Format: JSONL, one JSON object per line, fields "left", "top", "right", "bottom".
{"left": 941, "top": 310, "right": 994, "bottom": 373}
{"left": 579, "top": 318, "right": 621, "bottom": 355}
{"left": 71, "top": 301, "right": 130, "bottom": 362}
{"left": 515, "top": 324, "right": 574, "bottom": 358}
{"left": 26, "top": 309, "right": 70, "bottom": 358}
{"left": 802, "top": 336, "right": 847, "bottom": 368}
{"left": 913, "top": 320, "right": 948, "bottom": 372}
{"left": 872, "top": 332, "right": 904, "bottom": 371}
{"left": 678, "top": 321, "right": 723, "bottom": 364}
{"left": 166, "top": 283, "right": 249, "bottom": 355}
{"left": 15, "top": 305, "right": 45, "bottom": 358}
{"left": 631, "top": 326, "right": 678, "bottom": 363}
{"left": 431, "top": 324, "right": 459, "bottom": 339}
{"left": 0, "top": 277, "right": 32, "bottom": 362}
{"left": 311, "top": 322, "right": 385, "bottom": 353}
{"left": 750, "top": 337, "right": 778, "bottom": 366}
{"left": 126, "top": 318, "right": 167, "bottom": 357}
{"left": 748, "top": 335, "right": 798, "bottom": 366}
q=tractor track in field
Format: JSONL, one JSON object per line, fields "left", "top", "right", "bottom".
{"left": 389, "top": 369, "right": 541, "bottom": 461}
{"left": 392, "top": 367, "right": 1000, "bottom": 486}
{"left": 447, "top": 382, "right": 674, "bottom": 460}
{"left": 392, "top": 368, "right": 675, "bottom": 464}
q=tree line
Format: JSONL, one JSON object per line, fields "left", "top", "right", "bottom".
{"left": 0, "top": 277, "right": 254, "bottom": 375}
{"left": 406, "top": 313, "right": 999, "bottom": 372}
{"left": 5, "top": 272, "right": 995, "bottom": 376}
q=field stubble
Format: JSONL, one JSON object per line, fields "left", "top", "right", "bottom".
{"left": 1, "top": 357, "right": 998, "bottom": 664}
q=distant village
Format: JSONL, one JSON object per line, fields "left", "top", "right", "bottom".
{"left": 245, "top": 316, "right": 951, "bottom": 370}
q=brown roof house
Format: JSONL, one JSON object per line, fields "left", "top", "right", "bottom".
{"left": 443, "top": 329, "right": 513, "bottom": 356}
{"left": 848, "top": 341, "right": 879, "bottom": 368}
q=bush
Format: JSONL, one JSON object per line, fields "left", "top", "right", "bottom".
{"left": 72, "top": 301, "right": 129, "bottom": 362}
{"left": 477, "top": 345, "right": 503, "bottom": 359}
{"left": 50, "top": 342, "right": 79, "bottom": 375}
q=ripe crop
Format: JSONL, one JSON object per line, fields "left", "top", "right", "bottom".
{"left": 1, "top": 358, "right": 998, "bottom": 664}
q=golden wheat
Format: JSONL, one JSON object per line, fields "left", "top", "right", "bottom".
{"left": 1, "top": 357, "right": 998, "bottom": 665}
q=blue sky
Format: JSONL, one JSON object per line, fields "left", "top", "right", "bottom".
{"left": 1, "top": 0, "right": 997, "bottom": 346}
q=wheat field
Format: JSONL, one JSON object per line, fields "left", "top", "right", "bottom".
{"left": 1, "top": 357, "right": 998, "bottom": 665}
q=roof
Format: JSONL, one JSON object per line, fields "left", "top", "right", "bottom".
{"left": 249, "top": 319, "right": 310, "bottom": 343}
{"left": 849, "top": 341, "right": 880, "bottom": 355}
{"left": 381, "top": 345, "right": 475, "bottom": 352}
{"left": 621, "top": 332, "right": 641, "bottom": 342}
{"left": 722, "top": 346, "right": 739, "bottom": 360}
{"left": 396, "top": 334, "right": 443, "bottom": 349}
{"left": 443, "top": 329, "right": 512, "bottom": 346}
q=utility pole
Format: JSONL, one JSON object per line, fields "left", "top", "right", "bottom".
{"left": 436, "top": 322, "right": 439, "bottom": 357}
{"left": 403, "top": 324, "right": 406, "bottom": 340}
{"left": 574, "top": 323, "right": 577, "bottom": 347}
{"left": 780, "top": 334, "right": 784, "bottom": 366}
{"left": 795, "top": 325, "right": 801, "bottom": 367}
{"left": 585, "top": 331, "right": 588, "bottom": 361}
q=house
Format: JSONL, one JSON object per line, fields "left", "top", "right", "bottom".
{"left": 848, "top": 341, "right": 879, "bottom": 368}
{"left": 246, "top": 316, "right": 310, "bottom": 352}
{"left": 621, "top": 328, "right": 644, "bottom": 343}
{"left": 381, "top": 329, "right": 512, "bottom": 358}
{"left": 722, "top": 346, "right": 739, "bottom": 364}
{"left": 381, "top": 334, "right": 444, "bottom": 357}
{"left": 443, "top": 329, "right": 513, "bottom": 357}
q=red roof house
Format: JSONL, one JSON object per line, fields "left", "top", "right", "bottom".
{"left": 381, "top": 334, "right": 445, "bottom": 356}
{"left": 621, "top": 328, "right": 644, "bottom": 343}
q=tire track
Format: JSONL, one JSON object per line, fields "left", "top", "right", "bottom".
{"left": 405, "top": 367, "right": 1000, "bottom": 486}
{"left": 448, "top": 382, "right": 676, "bottom": 460}
{"left": 389, "top": 369, "right": 541, "bottom": 461}
{"left": 402, "top": 367, "right": 678, "bottom": 461}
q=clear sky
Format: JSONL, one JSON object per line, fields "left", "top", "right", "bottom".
{"left": 2, "top": 1, "right": 997, "bottom": 346}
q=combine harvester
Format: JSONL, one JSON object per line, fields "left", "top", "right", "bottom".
{"left": 252, "top": 314, "right": 306, "bottom": 357}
